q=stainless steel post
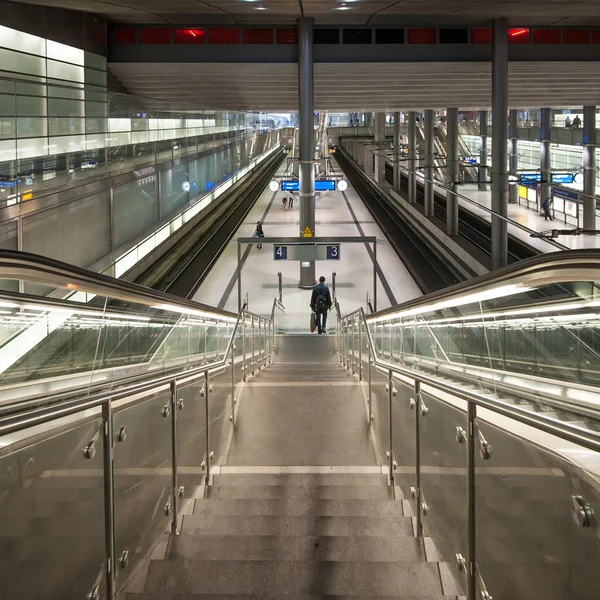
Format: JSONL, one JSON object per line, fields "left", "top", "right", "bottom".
{"left": 408, "top": 111, "right": 417, "bottom": 203}
{"left": 491, "top": 18, "right": 509, "bottom": 270}
{"left": 467, "top": 401, "right": 477, "bottom": 600}
{"left": 389, "top": 326, "right": 393, "bottom": 361}
{"left": 583, "top": 105, "right": 597, "bottom": 230}
{"left": 242, "top": 316, "right": 247, "bottom": 382}
{"left": 278, "top": 272, "right": 282, "bottom": 303}
{"left": 237, "top": 242, "right": 242, "bottom": 312}
{"left": 540, "top": 107, "right": 552, "bottom": 206}
{"left": 446, "top": 107, "right": 459, "bottom": 236}
{"left": 393, "top": 111, "right": 401, "bottom": 189}
{"left": 373, "top": 240, "right": 377, "bottom": 312}
{"left": 230, "top": 335, "right": 235, "bottom": 423}
{"left": 414, "top": 380, "right": 423, "bottom": 537}
{"left": 298, "top": 17, "right": 316, "bottom": 287}
{"left": 358, "top": 316, "right": 363, "bottom": 381}
{"left": 367, "top": 340, "right": 372, "bottom": 424}
{"left": 204, "top": 371, "right": 210, "bottom": 485}
{"left": 102, "top": 401, "right": 115, "bottom": 600}
{"left": 251, "top": 314, "right": 255, "bottom": 375}
{"left": 424, "top": 109, "right": 434, "bottom": 216}
{"left": 170, "top": 381, "right": 179, "bottom": 535}
{"left": 478, "top": 110, "right": 488, "bottom": 191}
{"left": 351, "top": 316, "right": 356, "bottom": 374}
{"left": 388, "top": 369, "right": 394, "bottom": 482}
{"left": 509, "top": 109, "right": 519, "bottom": 203}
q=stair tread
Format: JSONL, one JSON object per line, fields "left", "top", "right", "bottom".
{"left": 193, "top": 498, "right": 403, "bottom": 517}
{"left": 213, "top": 473, "right": 387, "bottom": 486}
{"left": 129, "top": 595, "right": 456, "bottom": 600}
{"left": 207, "top": 485, "right": 392, "bottom": 500}
{"left": 167, "top": 534, "right": 427, "bottom": 562}
{"left": 181, "top": 514, "right": 414, "bottom": 537}
{"left": 143, "top": 559, "right": 444, "bottom": 596}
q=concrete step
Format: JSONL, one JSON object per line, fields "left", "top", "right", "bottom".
{"left": 143, "top": 559, "right": 445, "bottom": 596}
{"left": 207, "top": 484, "right": 392, "bottom": 501}
{"left": 213, "top": 473, "right": 387, "bottom": 487}
{"left": 181, "top": 514, "right": 414, "bottom": 537}
{"left": 193, "top": 498, "right": 403, "bottom": 517}
{"left": 167, "top": 534, "right": 426, "bottom": 562}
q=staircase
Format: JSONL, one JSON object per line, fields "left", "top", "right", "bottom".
{"left": 124, "top": 335, "right": 463, "bottom": 598}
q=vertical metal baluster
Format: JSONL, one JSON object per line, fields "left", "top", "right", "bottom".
{"left": 251, "top": 315, "right": 255, "bottom": 375}
{"left": 415, "top": 380, "right": 423, "bottom": 537}
{"left": 242, "top": 315, "right": 247, "bottom": 382}
{"left": 204, "top": 319, "right": 207, "bottom": 363}
{"left": 170, "top": 380, "right": 179, "bottom": 535}
{"left": 346, "top": 322, "right": 350, "bottom": 370}
{"left": 264, "top": 319, "right": 268, "bottom": 367}
{"left": 351, "top": 317, "right": 356, "bottom": 375}
{"left": 368, "top": 337, "right": 372, "bottom": 424}
{"left": 467, "top": 401, "right": 476, "bottom": 600}
{"left": 390, "top": 326, "right": 393, "bottom": 361}
{"left": 388, "top": 369, "right": 393, "bottom": 482}
{"left": 230, "top": 335, "right": 235, "bottom": 424}
{"left": 357, "top": 316, "right": 362, "bottom": 381}
{"left": 204, "top": 371, "right": 211, "bottom": 485}
{"left": 102, "top": 401, "right": 115, "bottom": 600}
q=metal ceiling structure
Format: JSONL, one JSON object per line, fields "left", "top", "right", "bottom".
{"left": 109, "top": 61, "right": 600, "bottom": 112}
{"left": 5, "top": 0, "right": 600, "bottom": 26}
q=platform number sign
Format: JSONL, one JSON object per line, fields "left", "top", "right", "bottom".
{"left": 274, "top": 245, "right": 288, "bottom": 260}
{"left": 326, "top": 245, "right": 340, "bottom": 260}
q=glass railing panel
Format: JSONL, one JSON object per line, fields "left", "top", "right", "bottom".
{"left": 370, "top": 365, "right": 391, "bottom": 467}
{"left": 391, "top": 377, "right": 417, "bottom": 508}
{"left": 208, "top": 363, "right": 234, "bottom": 465}
{"left": 0, "top": 411, "right": 106, "bottom": 600}
{"left": 113, "top": 390, "right": 173, "bottom": 587}
{"left": 176, "top": 375, "right": 208, "bottom": 509}
{"left": 475, "top": 419, "right": 600, "bottom": 600}
{"left": 420, "top": 391, "right": 468, "bottom": 594}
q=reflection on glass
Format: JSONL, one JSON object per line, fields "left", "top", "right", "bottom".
{"left": 0, "top": 413, "right": 106, "bottom": 600}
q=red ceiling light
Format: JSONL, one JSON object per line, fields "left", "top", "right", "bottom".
{"left": 174, "top": 28, "right": 206, "bottom": 43}
{"left": 510, "top": 28, "right": 528, "bottom": 37}
{"left": 508, "top": 28, "right": 529, "bottom": 44}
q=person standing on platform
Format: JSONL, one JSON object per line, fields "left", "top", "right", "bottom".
{"left": 542, "top": 197, "right": 553, "bottom": 221}
{"left": 255, "top": 221, "right": 264, "bottom": 249}
{"left": 573, "top": 115, "right": 582, "bottom": 128}
{"left": 565, "top": 116, "right": 571, "bottom": 128}
{"left": 311, "top": 276, "right": 332, "bottom": 335}
{"left": 288, "top": 194, "right": 294, "bottom": 210}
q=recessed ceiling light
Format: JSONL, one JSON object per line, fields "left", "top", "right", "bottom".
{"left": 337, "top": 5, "right": 351, "bottom": 9}
{"left": 255, "top": 4, "right": 267, "bottom": 9}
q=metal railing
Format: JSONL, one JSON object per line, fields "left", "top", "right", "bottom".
{"left": 0, "top": 251, "right": 281, "bottom": 600}
{"left": 338, "top": 250, "right": 600, "bottom": 600}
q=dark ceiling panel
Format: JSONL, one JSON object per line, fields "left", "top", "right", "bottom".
{"left": 6, "top": 0, "right": 600, "bottom": 26}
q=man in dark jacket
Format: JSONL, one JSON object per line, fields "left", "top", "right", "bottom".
{"left": 311, "top": 276, "right": 332, "bottom": 334}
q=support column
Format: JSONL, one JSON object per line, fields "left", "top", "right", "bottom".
{"left": 509, "top": 109, "right": 518, "bottom": 203}
{"left": 393, "top": 111, "right": 401, "bottom": 189}
{"left": 446, "top": 107, "right": 459, "bottom": 236}
{"left": 491, "top": 18, "right": 508, "bottom": 270}
{"left": 424, "top": 109, "right": 434, "bottom": 216}
{"left": 583, "top": 105, "right": 597, "bottom": 231}
{"left": 364, "top": 145, "right": 373, "bottom": 173}
{"left": 298, "top": 17, "right": 315, "bottom": 287}
{"left": 479, "top": 110, "right": 488, "bottom": 191}
{"left": 374, "top": 112, "right": 386, "bottom": 183}
{"left": 408, "top": 111, "right": 417, "bottom": 203}
{"left": 540, "top": 107, "right": 552, "bottom": 206}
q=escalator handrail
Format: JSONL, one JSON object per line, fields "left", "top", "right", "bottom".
{"left": 367, "top": 249, "right": 600, "bottom": 321}
{"left": 0, "top": 249, "right": 237, "bottom": 318}
{"left": 340, "top": 307, "right": 600, "bottom": 454}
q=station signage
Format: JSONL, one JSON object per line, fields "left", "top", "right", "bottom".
{"left": 280, "top": 180, "right": 337, "bottom": 192}
{"left": 551, "top": 173, "right": 575, "bottom": 184}
{"left": 519, "top": 173, "right": 542, "bottom": 184}
{"left": 273, "top": 244, "right": 340, "bottom": 261}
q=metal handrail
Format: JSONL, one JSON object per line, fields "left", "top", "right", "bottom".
{"left": 341, "top": 306, "right": 600, "bottom": 454}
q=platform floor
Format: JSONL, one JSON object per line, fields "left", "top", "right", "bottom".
{"left": 449, "top": 182, "right": 600, "bottom": 252}
{"left": 193, "top": 158, "right": 421, "bottom": 327}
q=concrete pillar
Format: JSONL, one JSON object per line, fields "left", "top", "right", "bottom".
{"left": 509, "top": 109, "right": 518, "bottom": 203}
{"left": 364, "top": 146, "right": 373, "bottom": 173}
{"left": 424, "top": 109, "right": 434, "bottom": 216}
{"left": 540, "top": 108, "right": 552, "bottom": 206}
{"left": 393, "top": 111, "right": 401, "bottom": 190}
{"left": 374, "top": 112, "right": 386, "bottom": 183}
{"left": 583, "top": 105, "right": 597, "bottom": 231}
{"left": 479, "top": 110, "right": 489, "bottom": 191}
{"left": 298, "top": 17, "right": 315, "bottom": 287}
{"left": 446, "top": 107, "right": 459, "bottom": 236}
{"left": 408, "top": 111, "right": 417, "bottom": 203}
{"left": 491, "top": 18, "right": 508, "bottom": 270}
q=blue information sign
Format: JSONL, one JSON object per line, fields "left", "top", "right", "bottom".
{"left": 274, "top": 245, "right": 287, "bottom": 260}
{"left": 326, "top": 245, "right": 340, "bottom": 260}
{"left": 280, "top": 179, "right": 336, "bottom": 192}
{"left": 551, "top": 173, "right": 575, "bottom": 184}
{"left": 520, "top": 173, "right": 542, "bottom": 184}
{"left": 461, "top": 156, "right": 477, "bottom": 165}
{"left": 553, "top": 187, "right": 579, "bottom": 202}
